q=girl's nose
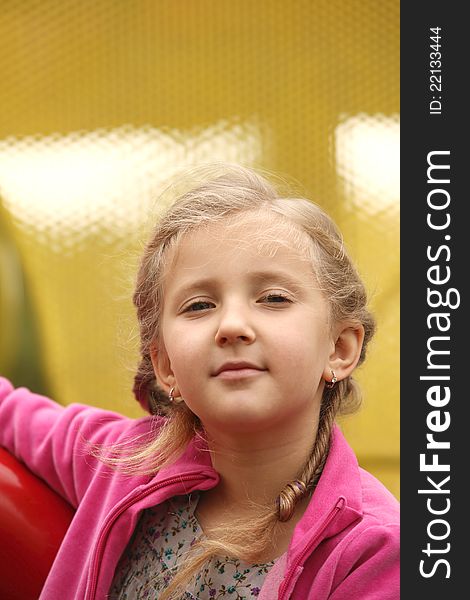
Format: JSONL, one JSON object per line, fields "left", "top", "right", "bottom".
{"left": 214, "top": 305, "right": 256, "bottom": 346}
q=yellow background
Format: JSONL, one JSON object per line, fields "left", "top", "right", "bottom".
{"left": 0, "top": 0, "right": 399, "bottom": 497}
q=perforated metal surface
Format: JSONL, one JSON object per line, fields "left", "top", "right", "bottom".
{"left": 0, "top": 0, "right": 399, "bottom": 496}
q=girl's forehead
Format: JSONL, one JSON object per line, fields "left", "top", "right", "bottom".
{"left": 160, "top": 215, "right": 317, "bottom": 296}
{"left": 181, "top": 211, "right": 313, "bottom": 256}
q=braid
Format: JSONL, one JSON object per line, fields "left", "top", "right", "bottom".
{"left": 277, "top": 388, "right": 340, "bottom": 522}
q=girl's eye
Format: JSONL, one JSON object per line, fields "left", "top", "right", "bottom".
{"left": 260, "top": 293, "right": 292, "bottom": 304}
{"left": 184, "top": 300, "right": 214, "bottom": 312}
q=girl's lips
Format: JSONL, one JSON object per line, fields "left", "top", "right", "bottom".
{"left": 212, "top": 361, "right": 266, "bottom": 380}
{"left": 214, "top": 368, "right": 265, "bottom": 380}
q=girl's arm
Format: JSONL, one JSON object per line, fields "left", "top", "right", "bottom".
{"left": 0, "top": 377, "right": 141, "bottom": 508}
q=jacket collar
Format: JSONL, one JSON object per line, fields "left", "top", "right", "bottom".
{"left": 287, "top": 424, "right": 363, "bottom": 555}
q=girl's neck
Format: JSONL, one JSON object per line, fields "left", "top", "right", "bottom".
{"left": 202, "top": 421, "right": 319, "bottom": 510}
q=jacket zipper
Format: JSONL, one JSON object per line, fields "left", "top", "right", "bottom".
{"left": 277, "top": 497, "right": 345, "bottom": 600}
{"left": 85, "top": 473, "right": 205, "bottom": 600}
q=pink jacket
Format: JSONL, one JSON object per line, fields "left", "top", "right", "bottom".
{"left": 0, "top": 377, "right": 399, "bottom": 599}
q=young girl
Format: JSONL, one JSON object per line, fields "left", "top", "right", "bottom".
{"left": 0, "top": 163, "right": 399, "bottom": 599}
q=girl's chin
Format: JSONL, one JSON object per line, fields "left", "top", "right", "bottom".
{"left": 199, "top": 405, "right": 289, "bottom": 436}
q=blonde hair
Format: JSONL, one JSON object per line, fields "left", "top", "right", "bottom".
{"left": 125, "top": 163, "right": 375, "bottom": 598}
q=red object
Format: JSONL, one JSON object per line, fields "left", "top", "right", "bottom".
{"left": 0, "top": 447, "right": 74, "bottom": 600}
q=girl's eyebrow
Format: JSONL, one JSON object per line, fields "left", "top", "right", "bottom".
{"left": 249, "top": 270, "right": 307, "bottom": 291}
{"left": 171, "top": 278, "right": 218, "bottom": 303}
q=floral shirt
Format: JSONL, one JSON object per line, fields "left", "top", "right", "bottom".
{"left": 109, "top": 493, "right": 281, "bottom": 599}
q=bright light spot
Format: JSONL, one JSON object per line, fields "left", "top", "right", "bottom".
{"left": 335, "top": 114, "right": 399, "bottom": 214}
{"left": 0, "top": 121, "right": 265, "bottom": 238}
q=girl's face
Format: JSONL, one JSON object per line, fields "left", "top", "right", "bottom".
{"left": 155, "top": 215, "right": 335, "bottom": 437}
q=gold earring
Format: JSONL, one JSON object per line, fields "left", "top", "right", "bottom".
{"left": 169, "top": 386, "right": 184, "bottom": 404}
{"left": 324, "top": 369, "right": 338, "bottom": 389}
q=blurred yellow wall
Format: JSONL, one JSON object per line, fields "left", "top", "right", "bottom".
{"left": 0, "top": 0, "right": 399, "bottom": 497}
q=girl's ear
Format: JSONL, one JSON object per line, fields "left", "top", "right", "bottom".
{"left": 323, "top": 323, "right": 365, "bottom": 382}
{"left": 150, "top": 344, "right": 176, "bottom": 393}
